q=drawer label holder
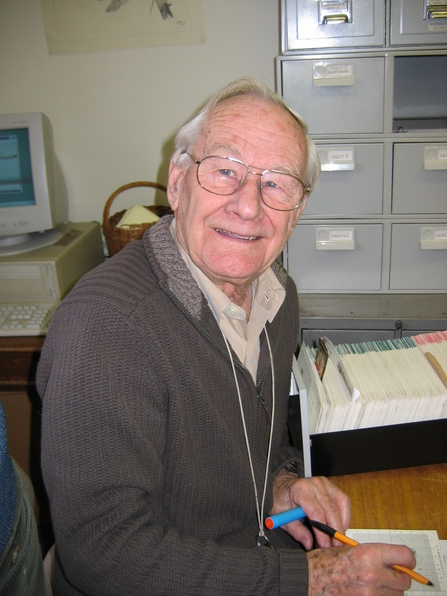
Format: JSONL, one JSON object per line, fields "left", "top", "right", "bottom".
{"left": 316, "top": 227, "right": 355, "bottom": 250}
{"left": 420, "top": 227, "right": 447, "bottom": 250}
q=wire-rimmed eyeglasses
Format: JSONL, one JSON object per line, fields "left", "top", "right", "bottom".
{"left": 186, "top": 153, "right": 309, "bottom": 212}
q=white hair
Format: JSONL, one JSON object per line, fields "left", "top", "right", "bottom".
{"left": 171, "top": 77, "right": 321, "bottom": 193}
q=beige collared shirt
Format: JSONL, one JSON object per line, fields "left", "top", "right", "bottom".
{"left": 170, "top": 219, "right": 285, "bottom": 382}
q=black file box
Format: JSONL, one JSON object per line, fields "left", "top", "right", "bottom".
{"left": 289, "top": 358, "right": 447, "bottom": 477}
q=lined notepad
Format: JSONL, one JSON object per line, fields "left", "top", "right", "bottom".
{"left": 346, "top": 529, "right": 447, "bottom": 595}
{"left": 298, "top": 332, "right": 447, "bottom": 434}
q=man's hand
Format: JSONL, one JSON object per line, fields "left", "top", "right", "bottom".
{"left": 307, "top": 542, "right": 416, "bottom": 595}
{"left": 270, "top": 472, "right": 351, "bottom": 550}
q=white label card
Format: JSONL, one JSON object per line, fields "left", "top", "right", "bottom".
{"left": 327, "top": 150, "right": 354, "bottom": 163}
{"left": 326, "top": 64, "right": 352, "bottom": 78}
{"left": 329, "top": 230, "right": 354, "bottom": 242}
{"left": 435, "top": 230, "right": 447, "bottom": 241}
{"left": 438, "top": 149, "right": 447, "bottom": 160}
{"left": 323, "top": 0, "right": 349, "bottom": 10}
{"left": 428, "top": 23, "right": 447, "bottom": 32}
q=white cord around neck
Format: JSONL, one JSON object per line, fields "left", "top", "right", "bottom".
{"left": 221, "top": 325, "right": 275, "bottom": 545}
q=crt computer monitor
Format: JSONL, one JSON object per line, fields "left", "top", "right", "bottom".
{"left": 0, "top": 112, "right": 68, "bottom": 256}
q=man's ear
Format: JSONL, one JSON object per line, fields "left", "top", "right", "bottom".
{"left": 291, "top": 194, "right": 309, "bottom": 232}
{"left": 167, "top": 161, "right": 185, "bottom": 213}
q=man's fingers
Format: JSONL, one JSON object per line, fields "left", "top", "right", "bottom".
{"left": 290, "top": 476, "right": 351, "bottom": 538}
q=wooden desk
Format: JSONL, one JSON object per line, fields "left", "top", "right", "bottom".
{"left": 0, "top": 335, "right": 45, "bottom": 391}
{"left": 331, "top": 463, "right": 447, "bottom": 540}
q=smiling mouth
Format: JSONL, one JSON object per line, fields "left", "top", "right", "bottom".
{"left": 215, "top": 228, "right": 259, "bottom": 241}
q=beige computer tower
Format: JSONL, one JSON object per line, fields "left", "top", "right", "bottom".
{"left": 0, "top": 222, "right": 105, "bottom": 303}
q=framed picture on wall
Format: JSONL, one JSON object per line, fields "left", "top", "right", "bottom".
{"left": 40, "top": 0, "right": 205, "bottom": 54}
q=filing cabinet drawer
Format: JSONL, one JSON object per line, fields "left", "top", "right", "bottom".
{"left": 283, "top": 0, "right": 385, "bottom": 52}
{"left": 390, "top": 224, "right": 447, "bottom": 290}
{"left": 390, "top": 0, "right": 447, "bottom": 46}
{"left": 306, "top": 143, "right": 384, "bottom": 216}
{"left": 281, "top": 57, "right": 385, "bottom": 134}
{"left": 287, "top": 223, "right": 383, "bottom": 291}
{"left": 392, "top": 55, "right": 447, "bottom": 129}
{"left": 392, "top": 143, "right": 447, "bottom": 214}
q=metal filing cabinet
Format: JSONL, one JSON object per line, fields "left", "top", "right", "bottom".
{"left": 282, "top": 57, "right": 385, "bottom": 134}
{"left": 288, "top": 222, "right": 383, "bottom": 291}
{"left": 392, "top": 143, "right": 447, "bottom": 214}
{"left": 297, "top": 293, "right": 447, "bottom": 348}
{"left": 390, "top": 224, "right": 447, "bottom": 290}
{"left": 306, "top": 143, "right": 384, "bottom": 216}
{"left": 390, "top": 0, "right": 447, "bottom": 46}
{"left": 283, "top": 0, "right": 385, "bottom": 51}
{"left": 278, "top": 0, "right": 447, "bottom": 297}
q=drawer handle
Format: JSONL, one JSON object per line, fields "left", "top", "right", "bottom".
{"left": 318, "top": 1, "right": 352, "bottom": 25}
{"left": 316, "top": 228, "right": 355, "bottom": 250}
{"left": 323, "top": 15, "right": 349, "bottom": 24}
{"left": 421, "top": 227, "right": 447, "bottom": 250}
{"left": 424, "top": 2, "right": 447, "bottom": 19}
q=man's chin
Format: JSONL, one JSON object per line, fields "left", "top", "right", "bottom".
{"left": 205, "top": 257, "right": 269, "bottom": 286}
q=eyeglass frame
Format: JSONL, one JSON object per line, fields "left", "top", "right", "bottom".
{"left": 184, "top": 152, "right": 310, "bottom": 212}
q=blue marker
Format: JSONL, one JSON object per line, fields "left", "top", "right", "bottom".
{"left": 265, "top": 506, "right": 306, "bottom": 530}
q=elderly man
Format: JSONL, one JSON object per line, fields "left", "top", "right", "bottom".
{"left": 37, "top": 78, "right": 415, "bottom": 595}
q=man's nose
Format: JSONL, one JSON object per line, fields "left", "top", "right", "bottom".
{"left": 226, "top": 172, "right": 265, "bottom": 219}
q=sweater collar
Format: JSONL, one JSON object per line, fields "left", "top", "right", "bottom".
{"left": 144, "top": 214, "right": 288, "bottom": 328}
{"left": 144, "top": 215, "right": 206, "bottom": 319}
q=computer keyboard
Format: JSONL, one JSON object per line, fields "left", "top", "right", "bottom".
{"left": 0, "top": 303, "right": 57, "bottom": 336}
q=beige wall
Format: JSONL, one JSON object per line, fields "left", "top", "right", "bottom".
{"left": 0, "top": 0, "right": 280, "bottom": 227}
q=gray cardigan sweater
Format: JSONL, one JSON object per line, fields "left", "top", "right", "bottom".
{"left": 37, "top": 215, "right": 308, "bottom": 595}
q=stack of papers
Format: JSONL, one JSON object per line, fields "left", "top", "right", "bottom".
{"left": 298, "top": 332, "right": 447, "bottom": 434}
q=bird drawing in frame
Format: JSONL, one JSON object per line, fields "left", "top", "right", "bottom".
{"left": 96, "top": 0, "right": 173, "bottom": 19}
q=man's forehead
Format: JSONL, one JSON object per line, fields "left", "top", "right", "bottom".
{"left": 204, "top": 95, "right": 299, "bottom": 130}
{"left": 195, "top": 96, "right": 307, "bottom": 171}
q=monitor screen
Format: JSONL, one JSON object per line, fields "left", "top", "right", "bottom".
{"left": 0, "top": 113, "right": 67, "bottom": 256}
{"left": 0, "top": 128, "right": 35, "bottom": 208}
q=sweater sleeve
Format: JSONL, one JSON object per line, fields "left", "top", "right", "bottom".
{"left": 38, "top": 300, "right": 309, "bottom": 596}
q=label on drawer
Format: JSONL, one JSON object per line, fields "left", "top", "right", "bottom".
{"left": 316, "top": 227, "right": 355, "bottom": 250}
{"left": 420, "top": 227, "right": 447, "bottom": 249}
{"left": 327, "top": 149, "right": 354, "bottom": 162}
{"left": 312, "top": 62, "right": 354, "bottom": 86}
{"left": 424, "top": 146, "right": 447, "bottom": 170}
{"left": 329, "top": 230, "right": 354, "bottom": 241}
{"left": 318, "top": 147, "right": 356, "bottom": 171}
{"left": 326, "top": 64, "right": 353, "bottom": 78}
{"left": 428, "top": 22, "right": 447, "bottom": 32}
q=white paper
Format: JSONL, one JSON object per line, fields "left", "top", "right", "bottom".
{"left": 346, "top": 529, "right": 447, "bottom": 595}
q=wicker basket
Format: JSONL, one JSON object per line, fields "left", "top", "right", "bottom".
{"left": 103, "top": 181, "right": 171, "bottom": 256}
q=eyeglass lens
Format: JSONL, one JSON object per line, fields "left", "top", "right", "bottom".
{"left": 197, "top": 156, "right": 305, "bottom": 211}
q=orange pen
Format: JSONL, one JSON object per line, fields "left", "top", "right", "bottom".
{"left": 309, "top": 519, "right": 434, "bottom": 587}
